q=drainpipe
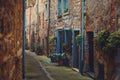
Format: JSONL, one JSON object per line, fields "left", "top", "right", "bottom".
{"left": 80, "top": 0, "right": 85, "bottom": 74}
{"left": 36, "top": 0, "right": 39, "bottom": 43}
{"left": 29, "top": 5, "right": 32, "bottom": 50}
{"left": 47, "top": 0, "right": 50, "bottom": 56}
{"left": 22, "top": 0, "right": 26, "bottom": 79}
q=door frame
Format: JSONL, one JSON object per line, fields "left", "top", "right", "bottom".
{"left": 72, "top": 29, "right": 80, "bottom": 68}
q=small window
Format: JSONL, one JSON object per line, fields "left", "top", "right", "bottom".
{"left": 36, "top": 4, "right": 39, "bottom": 14}
{"left": 45, "top": 4, "right": 48, "bottom": 20}
{"left": 63, "top": 0, "right": 68, "bottom": 13}
{"left": 58, "top": 0, "right": 62, "bottom": 16}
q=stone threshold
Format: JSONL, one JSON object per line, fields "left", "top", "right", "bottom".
{"left": 72, "top": 68, "right": 79, "bottom": 72}
{"left": 86, "top": 72, "right": 95, "bottom": 78}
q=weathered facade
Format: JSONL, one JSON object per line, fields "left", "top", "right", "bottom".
{"left": 0, "top": 0, "right": 23, "bottom": 80}
{"left": 40, "top": 0, "right": 47, "bottom": 54}
{"left": 44, "top": 0, "right": 120, "bottom": 80}
{"left": 25, "top": 0, "right": 120, "bottom": 80}
{"left": 43, "top": 0, "right": 82, "bottom": 63}
{"left": 26, "top": 0, "right": 41, "bottom": 51}
{"left": 84, "top": 0, "right": 120, "bottom": 80}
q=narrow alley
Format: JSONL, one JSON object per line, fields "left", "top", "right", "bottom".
{"left": 0, "top": 0, "right": 120, "bottom": 80}
{"left": 25, "top": 50, "right": 93, "bottom": 80}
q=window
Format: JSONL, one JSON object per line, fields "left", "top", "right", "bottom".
{"left": 58, "top": 0, "right": 62, "bottom": 16}
{"left": 36, "top": 4, "right": 39, "bottom": 14}
{"left": 45, "top": 3, "right": 48, "bottom": 20}
{"left": 57, "top": 0, "right": 69, "bottom": 18}
{"left": 63, "top": 0, "right": 68, "bottom": 13}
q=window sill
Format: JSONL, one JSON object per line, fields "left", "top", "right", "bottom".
{"left": 63, "top": 11, "right": 70, "bottom": 16}
{"left": 57, "top": 15, "right": 62, "bottom": 19}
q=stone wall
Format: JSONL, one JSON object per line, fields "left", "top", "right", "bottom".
{"left": 39, "top": 0, "right": 47, "bottom": 54}
{"left": 26, "top": 0, "right": 39, "bottom": 50}
{"left": 85, "top": 0, "right": 120, "bottom": 31}
{"left": 85, "top": 0, "right": 120, "bottom": 80}
{"left": 49, "top": 0, "right": 82, "bottom": 35}
{"left": 0, "top": 0, "right": 23, "bottom": 80}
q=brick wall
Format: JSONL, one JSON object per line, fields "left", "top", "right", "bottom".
{"left": 0, "top": 0, "right": 23, "bottom": 80}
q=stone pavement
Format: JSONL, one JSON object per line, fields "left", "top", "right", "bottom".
{"left": 25, "top": 51, "right": 93, "bottom": 80}
{"left": 25, "top": 51, "right": 53, "bottom": 80}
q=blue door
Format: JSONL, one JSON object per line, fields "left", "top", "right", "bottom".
{"left": 56, "top": 30, "right": 64, "bottom": 54}
{"left": 64, "top": 30, "right": 67, "bottom": 44}
{"left": 56, "top": 30, "right": 61, "bottom": 54}
{"left": 72, "top": 30, "right": 79, "bottom": 68}
{"left": 72, "top": 31, "right": 77, "bottom": 67}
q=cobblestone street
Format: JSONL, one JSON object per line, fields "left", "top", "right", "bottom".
{"left": 25, "top": 51, "right": 50, "bottom": 80}
{"left": 25, "top": 51, "right": 93, "bottom": 80}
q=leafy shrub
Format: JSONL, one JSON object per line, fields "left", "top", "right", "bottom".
{"left": 96, "top": 30, "right": 120, "bottom": 53}
{"left": 76, "top": 34, "right": 82, "bottom": 45}
{"left": 104, "top": 30, "right": 120, "bottom": 51}
{"left": 49, "top": 35, "right": 56, "bottom": 44}
{"left": 96, "top": 30, "right": 110, "bottom": 49}
{"left": 64, "top": 8, "right": 68, "bottom": 13}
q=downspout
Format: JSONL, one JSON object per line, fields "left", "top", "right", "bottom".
{"left": 29, "top": 5, "right": 32, "bottom": 49}
{"left": 22, "top": 0, "right": 26, "bottom": 79}
{"left": 37, "top": 0, "right": 39, "bottom": 42}
{"left": 47, "top": 0, "right": 50, "bottom": 55}
{"left": 80, "top": 0, "right": 85, "bottom": 74}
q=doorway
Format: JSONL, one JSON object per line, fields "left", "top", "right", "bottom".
{"left": 87, "top": 32, "right": 94, "bottom": 73}
{"left": 72, "top": 30, "right": 80, "bottom": 68}
{"left": 56, "top": 29, "right": 64, "bottom": 54}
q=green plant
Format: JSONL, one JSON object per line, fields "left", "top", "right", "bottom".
{"left": 96, "top": 30, "right": 120, "bottom": 53}
{"left": 49, "top": 35, "right": 56, "bottom": 44}
{"left": 96, "top": 30, "right": 110, "bottom": 49}
{"left": 63, "top": 43, "right": 67, "bottom": 47}
{"left": 64, "top": 8, "right": 68, "bottom": 13}
{"left": 76, "top": 34, "right": 82, "bottom": 45}
{"left": 104, "top": 30, "right": 120, "bottom": 51}
{"left": 63, "top": 43, "right": 69, "bottom": 51}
